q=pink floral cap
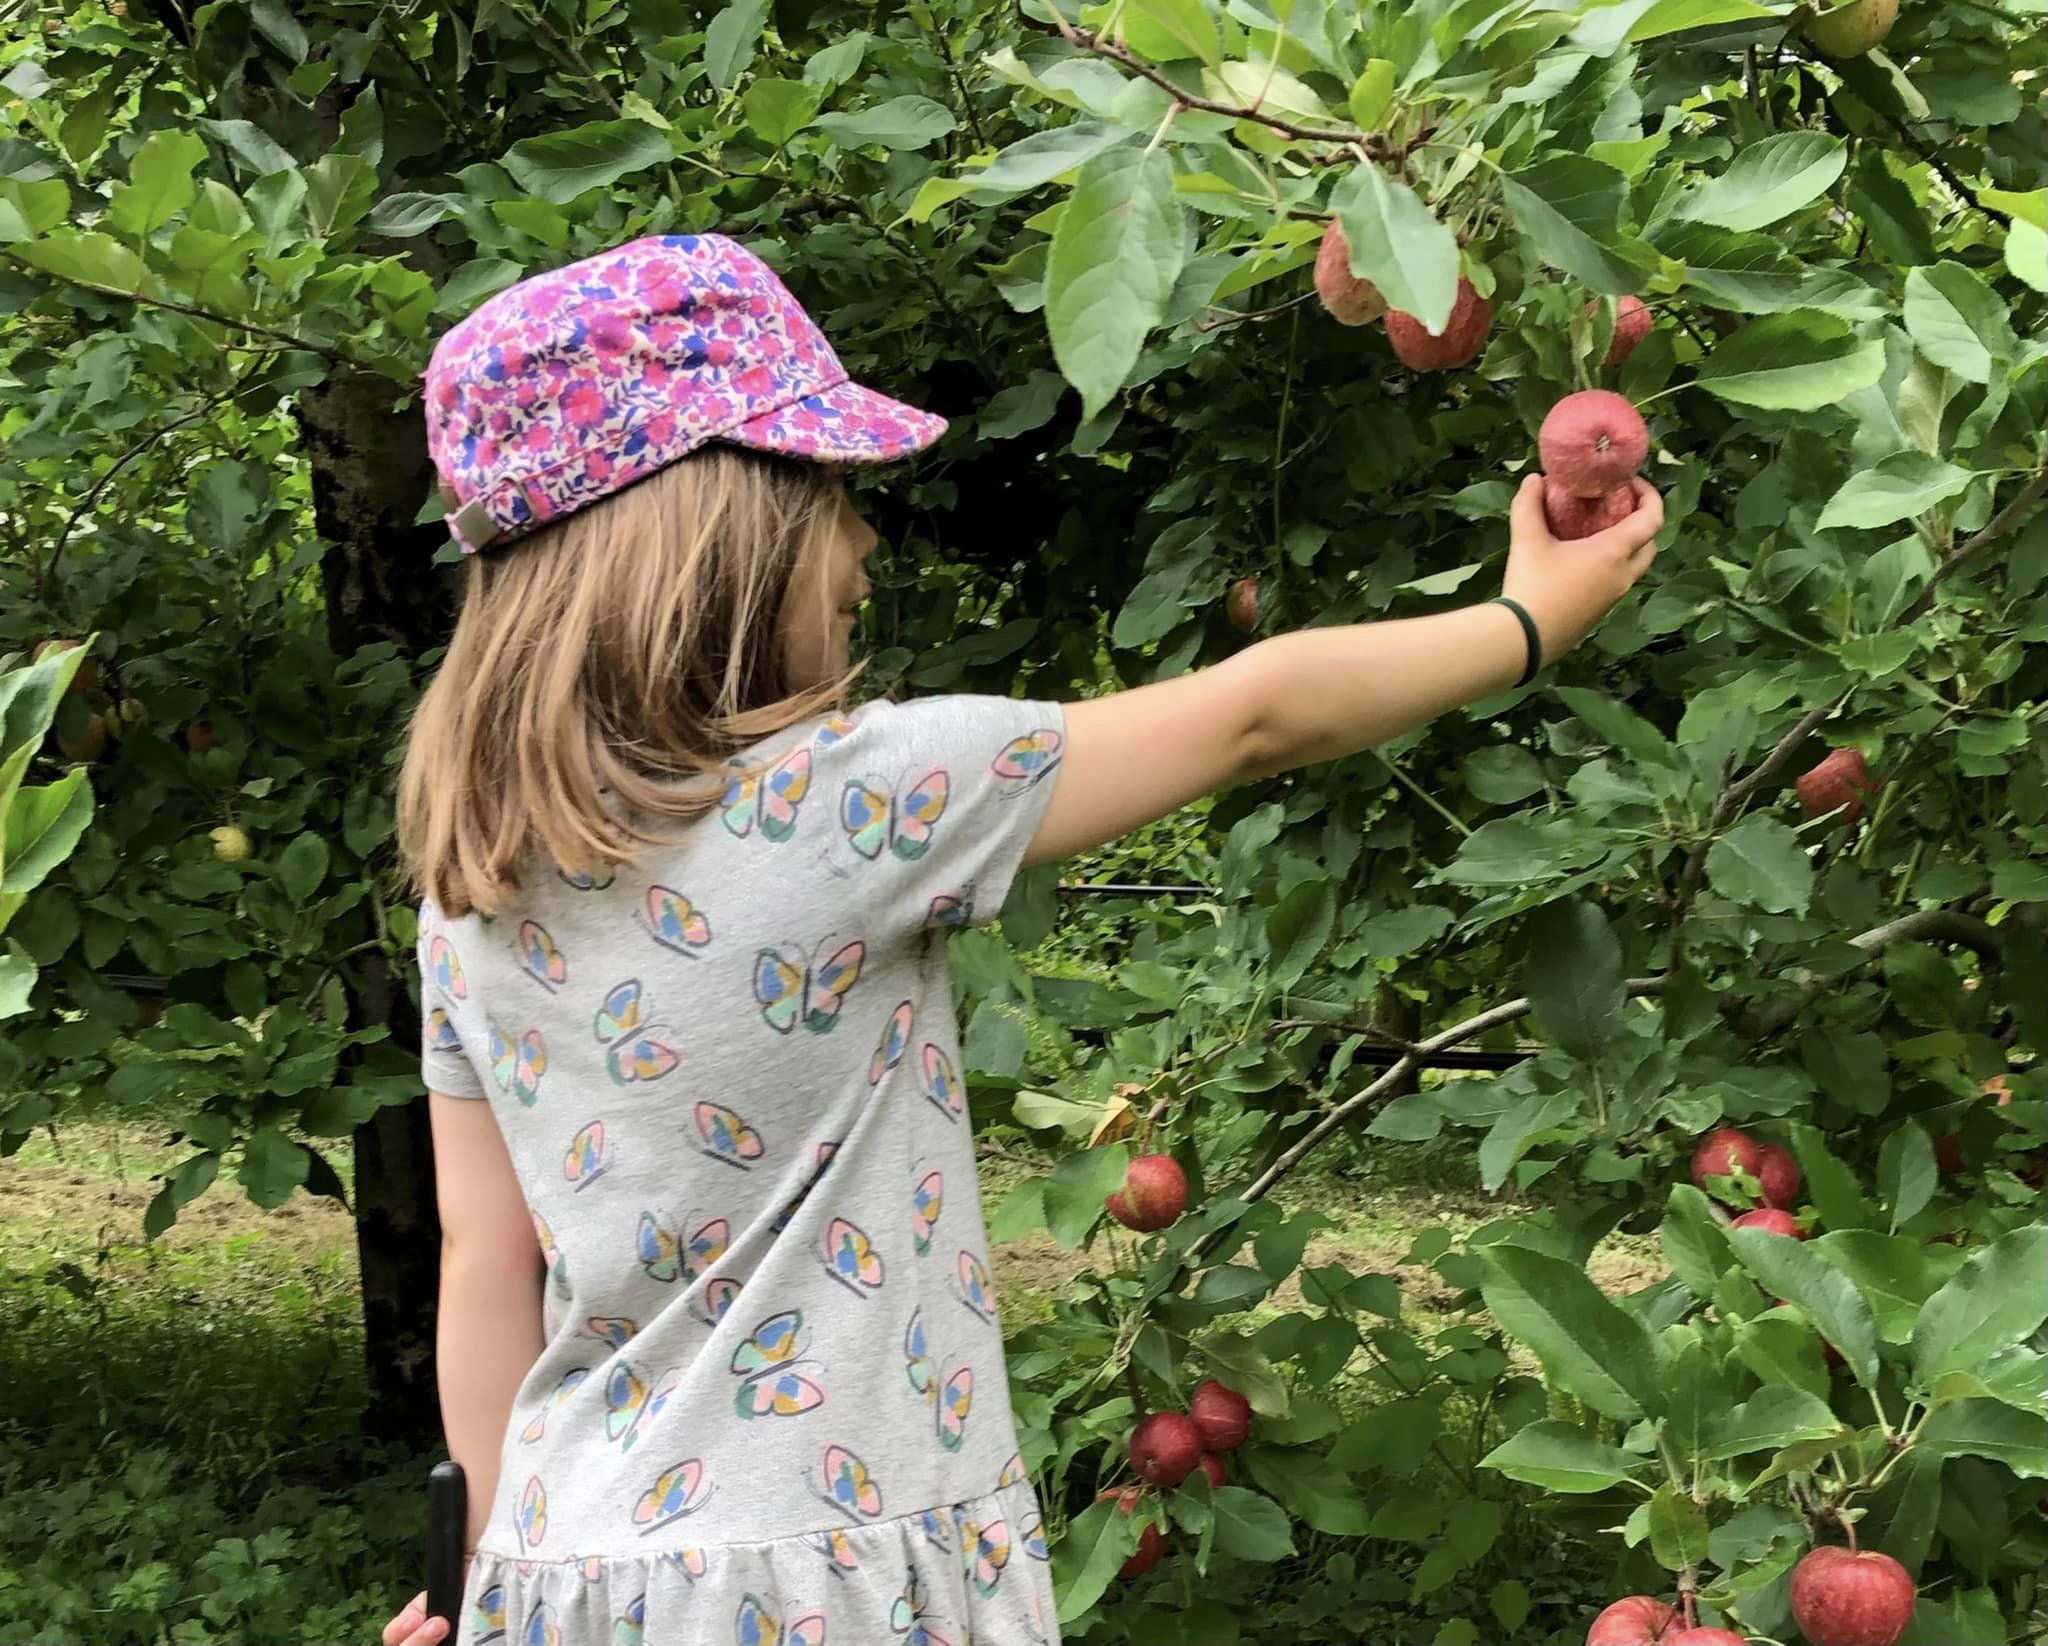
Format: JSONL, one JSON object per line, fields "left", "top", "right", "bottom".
{"left": 421, "top": 233, "right": 947, "bottom": 554}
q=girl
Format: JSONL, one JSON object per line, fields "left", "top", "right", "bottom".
{"left": 382, "top": 233, "right": 1661, "bottom": 1646}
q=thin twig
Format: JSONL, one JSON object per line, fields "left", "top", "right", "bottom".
{"left": 1195, "top": 291, "right": 1316, "bottom": 333}
{"left": 1901, "top": 461, "right": 2048, "bottom": 621}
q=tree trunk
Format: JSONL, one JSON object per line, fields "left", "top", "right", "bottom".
{"left": 294, "top": 365, "right": 456, "bottom": 1452}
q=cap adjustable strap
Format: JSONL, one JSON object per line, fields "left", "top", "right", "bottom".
{"left": 453, "top": 496, "right": 501, "bottom": 551}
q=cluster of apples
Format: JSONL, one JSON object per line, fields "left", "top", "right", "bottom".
{"left": 33, "top": 638, "right": 141, "bottom": 762}
{"left": 1312, "top": 223, "right": 1496, "bottom": 370}
{"left": 1101, "top": 1379, "right": 1253, "bottom": 1579}
{"left": 1537, "top": 388, "right": 1650, "bottom": 541}
{"left": 1589, "top": 1544, "right": 1916, "bottom": 1645}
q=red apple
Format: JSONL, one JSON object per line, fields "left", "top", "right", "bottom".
{"left": 1665, "top": 1630, "right": 1747, "bottom": 1645}
{"left": 1226, "top": 577, "right": 1260, "bottom": 634}
{"left": 1196, "top": 1453, "right": 1226, "bottom": 1488}
{"left": 1789, "top": 1546, "right": 1916, "bottom": 1646}
{"left": 1586, "top": 1596, "right": 1677, "bottom": 1645}
{"left": 184, "top": 721, "right": 220, "bottom": 753}
{"left": 1731, "top": 1207, "right": 1802, "bottom": 1239}
{"left": 1385, "top": 276, "right": 1494, "bottom": 371}
{"left": 1128, "top": 1411, "right": 1203, "bottom": 1488}
{"left": 1313, "top": 222, "right": 1386, "bottom": 326}
{"left": 1539, "top": 390, "right": 1649, "bottom": 498}
{"left": 1543, "top": 476, "right": 1638, "bottom": 540}
{"left": 1691, "top": 1127, "right": 1762, "bottom": 1202}
{"left": 1096, "top": 1487, "right": 1168, "bottom": 1578}
{"left": 1756, "top": 1143, "right": 1800, "bottom": 1210}
{"left": 1585, "top": 295, "right": 1653, "bottom": 367}
{"left": 1804, "top": 0, "right": 1899, "bottom": 57}
{"left": 1106, "top": 1154, "right": 1188, "bottom": 1232}
{"left": 1796, "top": 748, "right": 1879, "bottom": 826}
{"left": 1188, "top": 1380, "right": 1252, "bottom": 1452}
{"left": 1934, "top": 1132, "right": 1965, "bottom": 1175}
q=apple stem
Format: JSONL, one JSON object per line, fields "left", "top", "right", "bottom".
{"left": 1678, "top": 1566, "right": 1699, "bottom": 1628}
{"left": 1842, "top": 1515, "right": 1859, "bottom": 1554}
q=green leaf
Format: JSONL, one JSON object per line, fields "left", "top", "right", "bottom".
{"left": 1554, "top": 687, "right": 1676, "bottom": 770}
{"left": 1480, "top": 1420, "right": 1643, "bottom": 1491}
{"left": 1817, "top": 452, "right": 1975, "bottom": 532}
{"left": 1052, "top": 1495, "right": 1139, "bottom": 1623}
{"left": 1348, "top": 59, "right": 1397, "bottom": 129}
{"left": 1817, "top": 1230, "right": 1960, "bottom": 1342}
{"left": 951, "top": 121, "right": 1135, "bottom": 206}
{"left": 1877, "top": 1121, "right": 1937, "bottom": 1234}
{"left": 0, "top": 941, "right": 34, "bottom": 1020}
{"left": 1647, "top": 1486, "right": 1709, "bottom": 1570}
{"left": 704, "top": 0, "right": 770, "bottom": 89}
{"left": 1662, "top": 1183, "right": 1736, "bottom": 1297}
{"left": 107, "top": 129, "right": 208, "bottom": 239}
{"left": 1478, "top": 1090, "right": 1577, "bottom": 1193}
{"left": 197, "top": 117, "right": 297, "bottom": 178}
{"left": 1476, "top": 1246, "right": 1663, "bottom": 1419}
{"left": 501, "top": 121, "right": 674, "bottom": 205}
{"left": 1043, "top": 1144, "right": 1127, "bottom": 1249}
{"left": 1705, "top": 814, "right": 1813, "bottom": 915}
{"left": 1904, "top": 262, "right": 2019, "bottom": 385}
{"left": 1626, "top": 0, "right": 1775, "bottom": 38}
{"left": 1462, "top": 746, "right": 1546, "bottom": 804}
{"left": 1702, "top": 1385, "right": 1846, "bottom": 1459}
{"left": 1522, "top": 899, "right": 1624, "bottom": 1059}
{"left": 1264, "top": 879, "right": 1335, "bottom": 989}
{"left": 1500, "top": 156, "right": 1648, "bottom": 296}
{"left": 1123, "top": 0, "right": 1222, "bottom": 64}
{"left": 1678, "top": 133, "right": 1847, "bottom": 232}
{"left": 2, "top": 771, "right": 93, "bottom": 896}
{"left": 15, "top": 230, "right": 145, "bottom": 293}
{"left": 1915, "top": 1399, "right": 2048, "bottom": 1476}
{"left": 1044, "top": 147, "right": 1187, "bottom": 420}
{"left": 275, "top": 832, "right": 329, "bottom": 905}
{"left": 1209, "top": 1486, "right": 1295, "bottom": 1561}
{"left": 1729, "top": 1226, "right": 1880, "bottom": 1385}
{"left": 1491, "top": 1579, "right": 1532, "bottom": 1636}
{"left": 365, "top": 192, "right": 464, "bottom": 236}
{"left": 1696, "top": 312, "right": 1887, "bottom": 410}
{"left": 742, "top": 78, "right": 821, "bottom": 146}
{"left": 814, "top": 96, "right": 957, "bottom": 151}
{"left": 1911, "top": 1225, "right": 2048, "bottom": 1386}
{"left": 1329, "top": 162, "right": 1461, "bottom": 332}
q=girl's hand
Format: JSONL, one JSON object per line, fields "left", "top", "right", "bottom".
{"left": 1501, "top": 473, "right": 1663, "bottom": 666}
{"left": 382, "top": 1592, "right": 449, "bottom": 1645}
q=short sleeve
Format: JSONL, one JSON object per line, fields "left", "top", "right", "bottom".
{"left": 854, "top": 693, "right": 1066, "bottom": 931}
{"left": 416, "top": 913, "right": 488, "bottom": 1098}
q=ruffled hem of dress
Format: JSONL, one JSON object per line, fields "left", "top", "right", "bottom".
{"left": 457, "top": 1473, "right": 1057, "bottom": 1646}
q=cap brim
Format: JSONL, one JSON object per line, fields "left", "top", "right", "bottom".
{"left": 721, "top": 378, "right": 947, "bottom": 466}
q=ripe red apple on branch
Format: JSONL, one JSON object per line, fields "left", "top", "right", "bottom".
{"left": 1106, "top": 1153, "right": 1188, "bottom": 1232}
{"left": 1731, "top": 1207, "right": 1802, "bottom": 1238}
{"left": 1789, "top": 1546, "right": 1917, "bottom": 1646}
{"left": 1584, "top": 295, "right": 1653, "bottom": 367}
{"left": 1225, "top": 577, "right": 1260, "bottom": 634}
{"left": 1691, "top": 1126, "right": 1763, "bottom": 1204}
{"left": 1312, "top": 222, "right": 1386, "bottom": 326}
{"left": 1095, "top": 1487, "right": 1168, "bottom": 1579}
{"left": 1128, "top": 1411, "right": 1203, "bottom": 1487}
{"left": 1188, "top": 1379, "right": 1252, "bottom": 1451}
{"left": 1755, "top": 1142, "right": 1800, "bottom": 1209}
{"left": 1385, "top": 276, "right": 1493, "bottom": 370}
{"left": 1585, "top": 1595, "right": 1675, "bottom": 1645}
{"left": 1796, "top": 748, "right": 1880, "bottom": 826}
{"left": 1664, "top": 1630, "right": 1747, "bottom": 1645}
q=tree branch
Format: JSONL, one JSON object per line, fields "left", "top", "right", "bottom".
{"left": 1901, "top": 460, "right": 2048, "bottom": 622}
{"left": 1735, "top": 906, "right": 2006, "bottom": 1040}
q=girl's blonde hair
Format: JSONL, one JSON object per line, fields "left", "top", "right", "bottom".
{"left": 397, "top": 445, "right": 859, "bottom": 917}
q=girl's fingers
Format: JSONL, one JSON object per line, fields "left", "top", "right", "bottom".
{"left": 383, "top": 1593, "right": 428, "bottom": 1645}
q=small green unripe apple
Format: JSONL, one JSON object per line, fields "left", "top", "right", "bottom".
{"left": 210, "top": 825, "right": 252, "bottom": 863}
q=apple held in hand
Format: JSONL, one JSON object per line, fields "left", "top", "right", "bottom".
{"left": 1188, "top": 1379, "right": 1252, "bottom": 1452}
{"left": 1796, "top": 748, "right": 1880, "bottom": 826}
{"left": 1543, "top": 477, "right": 1637, "bottom": 541}
{"left": 1789, "top": 1546, "right": 1917, "bottom": 1646}
{"left": 1107, "top": 1153, "right": 1188, "bottom": 1232}
{"left": 1586, "top": 1595, "right": 1676, "bottom": 1645}
{"left": 1385, "top": 276, "right": 1494, "bottom": 370}
{"left": 1691, "top": 1126, "right": 1762, "bottom": 1202}
{"left": 1540, "top": 390, "right": 1649, "bottom": 498}
{"left": 1128, "top": 1411, "right": 1203, "bottom": 1488}
{"left": 1313, "top": 222, "right": 1386, "bottom": 326}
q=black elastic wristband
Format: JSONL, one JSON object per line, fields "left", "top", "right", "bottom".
{"left": 1489, "top": 596, "right": 1543, "bottom": 687}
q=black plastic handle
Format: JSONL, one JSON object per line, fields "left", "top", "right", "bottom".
{"left": 426, "top": 1461, "right": 468, "bottom": 1637}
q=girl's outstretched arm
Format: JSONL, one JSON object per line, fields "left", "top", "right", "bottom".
{"left": 1024, "top": 475, "right": 1663, "bottom": 868}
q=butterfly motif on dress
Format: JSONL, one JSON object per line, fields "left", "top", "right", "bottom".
{"left": 630, "top": 1456, "right": 712, "bottom": 1536}
{"left": 690, "top": 1276, "right": 744, "bottom": 1327}
{"left": 515, "top": 1474, "right": 547, "bottom": 1553}
{"left": 771, "top": 1142, "right": 839, "bottom": 1234}
{"left": 968, "top": 1514, "right": 1010, "bottom": 1597}
{"left": 918, "top": 1508, "right": 953, "bottom": 1553}
{"left": 734, "top": 1592, "right": 825, "bottom": 1646}
{"left": 841, "top": 767, "right": 949, "bottom": 861}
{"left": 991, "top": 728, "right": 1063, "bottom": 795}
{"left": 953, "top": 1251, "right": 995, "bottom": 1324}
{"left": 806, "top": 1524, "right": 859, "bottom": 1580}
{"left": 594, "top": 979, "right": 682, "bottom": 1084}
{"left": 428, "top": 935, "right": 466, "bottom": 999}
{"left": 532, "top": 1212, "right": 570, "bottom": 1300}
{"left": 921, "top": 1045, "right": 962, "bottom": 1123}
{"left": 815, "top": 711, "right": 860, "bottom": 751}
{"left": 583, "top": 1316, "right": 638, "bottom": 1351}
{"left": 425, "top": 1007, "right": 462, "bottom": 1052}
{"left": 808, "top": 1443, "right": 883, "bottom": 1523}
{"left": 518, "top": 1598, "right": 558, "bottom": 1646}
{"left": 731, "top": 1309, "right": 827, "bottom": 1422}
{"left": 466, "top": 1582, "right": 508, "bottom": 1645}
{"left": 923, "top": 892, "right": 974, "bottom": 931}
{"left": 721, "top": 743, "right": 811, "bottom": 842}
{"left": 695, "top": 1101, "right": 765, "bottom": 1170}
{"left": 889, "top": 1566, "right": 957, "bottom": 1646}
{"left": 519, "top": 1368, "right": 590, "bottom": 1444}
{"left": 870, "top": 1000, "right": 913, "bottom": 1085}
{"left": 604, "top": 1358, "right": 681, "bottom": 1453}
{"left": 639, "top": 1207, "right": 729, "bottom": 1284}
{"left": 754, "top": 936, "right": 865, "bottom": 1035}
{"left": 1019, "top": 1509, "right": 1049, "bottom": 1561}
{"left": 641, "top": 884, "right": 713, "bottom": 959}
{"left": 659, "top": 1545, "right": 708, "bottom": 1585}
{"left": 912, "top": 1170, "right": 943, "bottom": 1256}
{"left": 487, "top": 1018, "right": 547, "bottom": 1106}
{"left": 563, "top": 1121, "right": 609, "bottom": 1191}
{"left": 517, "top": 919, "right": 567, "bottom": 992}
{"left": 903, "top": 1308, "right": 973, "bottom": 1452}
{"left": 821, "top": 1217, "right": 884, "bottom": 1298}
{"left": 997, "top": 1452, "right": 1028, "bottom": 1490}
{"left": 557, "top": 865, "right": 615, "bottom": 891}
